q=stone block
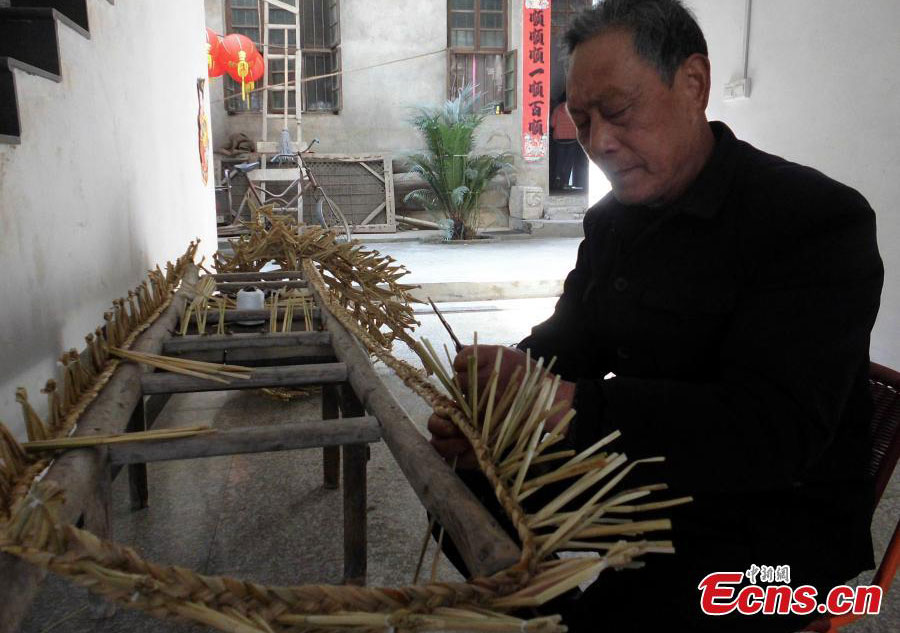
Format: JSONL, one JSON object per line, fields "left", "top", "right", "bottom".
{"left": 509, "top": 186, "right": 543, "bottom": 220}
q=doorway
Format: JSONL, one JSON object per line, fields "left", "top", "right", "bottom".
{"left": 548, "top": 0, "right": 591, "bottom": 203}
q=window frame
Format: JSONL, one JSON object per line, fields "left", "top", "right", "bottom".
{"left": 502, "top": 49, "right": 517, "bottom": 113}
{"left": 224, "top": 0, "right": 264, "bottom": 113}
{"left": 551, "top": 0, "right": 592, "bottom": 39}
{"left": 446, "top": 0, "right": 511, "bottom": 111}
{"left": 224, "top": 0, "right": 341, "bottom": 115}
{"left": 298, "top": 0, "right": 342, "bottom": 113}
{"left": 447, "top": 0, "right": 508, "bottom": 54}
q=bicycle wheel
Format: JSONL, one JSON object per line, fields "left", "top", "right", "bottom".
{"left": 313, "top": 191, "right": 352, "bottom": 242}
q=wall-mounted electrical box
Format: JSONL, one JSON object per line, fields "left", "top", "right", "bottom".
{"left": 724, "top": 78, "right": 751, "bottom": 101}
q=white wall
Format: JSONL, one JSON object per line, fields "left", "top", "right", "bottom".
{"left": 687, "top": 0, "right": 900, "bottom": 367}
{"left": 0, "top": 0, "right": 217, "bottom": 439}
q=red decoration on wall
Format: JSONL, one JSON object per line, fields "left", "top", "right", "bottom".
{"left": 522, "top": 1, "right": 551, "bottom": 162}
{"left": 206, "top": 28, "right": 227, "bottom": 78}
{"left": 197, "top": 79, "right": 210, "bottom": 185}
{"left": 222, "top": 33, "right": 261, "bottom": 104}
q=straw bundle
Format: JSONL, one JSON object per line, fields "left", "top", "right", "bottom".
{"left": 180, "top": 275, "right": 219, "bottom": 335}
{"left": 214, "top": 210, "right": 419, "bottom": 349}
{"left": 108, "top": 348, "right": 252, "bottom": 385}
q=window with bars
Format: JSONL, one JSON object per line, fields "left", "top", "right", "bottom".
{"left": 503, "top": 49, "right": 516, "bottom": 113}
{"left": 224, "top": 0, "right": 263, "bottom": 112}
{"left": 551, "top": 0, "right": 592, "bottom": 39}
{"left": 447, "top": 0, "right": 511, "bottom": 112}
{"left": 224, "top": 0, "right": 341, "bottom": 114}
{"left": 299, "top": 0, "right": 341, "bottom": 112}
{"left": 449, "top": 0, "right": 505, "bottom": 50}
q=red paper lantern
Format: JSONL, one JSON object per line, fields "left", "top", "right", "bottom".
{"left": 222, "top": 33, "right": 260, "bottom": 104}
{"left": 246, "top": 50, "right": 265, "bottom": 94}
{"left": 205, "top": 27, "right": 227, "bottom": 78}
{"left": 248, "top": 50, "right": 265, "bottom": 83}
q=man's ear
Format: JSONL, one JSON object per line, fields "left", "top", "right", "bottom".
{"left": 677, "top": 53, "right": 712, "bottom": 111}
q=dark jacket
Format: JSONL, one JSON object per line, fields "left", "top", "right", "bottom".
{"left": 519, "top": 122, "right": 884, "bottom": 595}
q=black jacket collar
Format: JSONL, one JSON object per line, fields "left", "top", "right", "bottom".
{"left": 673, "top": 121, "right": 741, "bottom": 220}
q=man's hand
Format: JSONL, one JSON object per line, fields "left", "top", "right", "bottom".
{"left": 427, "top": 345, "right": 576, "bottom": 469}
{"left": 427, "top": 412, "right": 479, "bottom": 470}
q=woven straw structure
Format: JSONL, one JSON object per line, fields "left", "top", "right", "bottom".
{"left": 0, "top": 221, "right": 688, "bottom": 632}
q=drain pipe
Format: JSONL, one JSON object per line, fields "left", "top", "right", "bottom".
{"left": 724, "top": 0, "right": 753, "bottom": 100}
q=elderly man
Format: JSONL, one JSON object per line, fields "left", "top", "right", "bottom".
{"left": 428, "top": 0, "right": 884, "bottom": 631}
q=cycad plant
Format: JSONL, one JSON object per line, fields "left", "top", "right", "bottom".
{"left": 405, "top": 85, "right": 513, "bottom": 240}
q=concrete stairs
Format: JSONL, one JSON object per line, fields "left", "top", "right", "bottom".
{"left": 510, "top": 190, "right": 588, "bottom": 238}
{"left": 0, "top": 1, "right": 113, "bottom": 144}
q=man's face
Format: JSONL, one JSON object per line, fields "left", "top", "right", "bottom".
{"left": 566, "top": 29, "right": 708, "bottom": 207}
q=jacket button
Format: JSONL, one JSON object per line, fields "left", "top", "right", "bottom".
{"left": 617, "top": 346, "right": 631, "bottom": 360}
{"left": 613, "top": 277, "right": 629, "bottom": 292}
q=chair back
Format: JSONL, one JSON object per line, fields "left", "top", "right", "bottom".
{"left": 868, "top": 362, "right": 900, "bottom": 503}
{"left": 803, "top": 362, "right": 900, "bottom": 633}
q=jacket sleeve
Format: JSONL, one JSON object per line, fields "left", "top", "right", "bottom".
{"left": 574, "top": 182, "right": 884, "bottom": 493}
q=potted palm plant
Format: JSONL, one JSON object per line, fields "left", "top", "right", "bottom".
{"left": 405, "top": 85, "right": 514, "bottom": 241}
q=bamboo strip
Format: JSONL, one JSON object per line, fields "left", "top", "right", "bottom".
{"left": 512, "top": 421, "right": 544, "bottom": 499}
{"left": 559, "top": 540, "right": 675, "bottom": 554}
{"left": 468, "top": 342, "right": 479, "bottom": 431}
{"left": 269, "top": 290, "right": 280, "bottom": 333}
{"left": 114, "top": 348, "right": 251, "bottom": 374}
{"left": 564, "top": 518, "right": 674, "bottom": 540}
{"left": 603, "top": 496, "right": 694, "bottom": 514}
{"left": 217, "top": 298, "right": 226, "bottom": 336}
{"left": 498, "top": 450, "right": 576, "bottom": 478}
{"left": 526, "top": 455, "right": 629, "bottom": 523}
{"left": 518, "top": 455, "right": 611, "bottom": 494}
{"left": 109, "top": 348, "right": 252, "bottom": 384}
{"left": 481, "top": 347, "right": 504, "bottom": 445}
{"left": 22, "top": 426, "right": 213, "bottom": 452}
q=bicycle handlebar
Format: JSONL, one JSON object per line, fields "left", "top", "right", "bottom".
{"left": 270, "top": 153, "right": 298, "bottom": 165}
{"left": 300, "top": 138, "right": 319, "bottom": 154}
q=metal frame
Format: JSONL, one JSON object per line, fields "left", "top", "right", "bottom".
{"left": 300, "top": 153, "right": 396, "bottom": 233}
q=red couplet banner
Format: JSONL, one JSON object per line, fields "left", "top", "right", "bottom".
{"left": 522, "top": 1, "right": 551, "bottom": 162}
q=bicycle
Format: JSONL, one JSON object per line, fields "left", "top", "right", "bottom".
{"left": 217, "top": 138, "right": 351, "bottom": 241}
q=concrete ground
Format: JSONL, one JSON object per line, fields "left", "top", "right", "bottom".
{"left": 365, "top": 237, "right": 581, "bottom": 285}
{"left": 20, "top": 236, "right": 899, "bottom": 632}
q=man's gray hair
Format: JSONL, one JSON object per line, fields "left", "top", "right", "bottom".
{"left": 565, "top": 0, "right": 708, "bottom": 86}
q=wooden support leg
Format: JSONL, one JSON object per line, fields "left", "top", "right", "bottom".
{"left": 144, "top": 393, "right": 172, "bottom": 430}
{"left": 338, "top": 382, "right": 365, "bottom": 418}
{"left": 127, "top": 401, "right": 149, "bottom": 511}
{"left": 322, "top": 385, "right": 340, "bottom": 489}
{"left": 342, "top": 443, "right": 367, "bottom": 585}
{"left": 114, "top": 394, "right": 171, "bottom": 510}
{"left": 340, "top": 383, "right": 367, "bottom": 585}
{"left": 84, "top": 447, "right": 116, "bottom": 619}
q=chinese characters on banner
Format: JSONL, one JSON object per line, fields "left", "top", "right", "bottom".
{"left": 522, "top": 0, "right": 551, "bottom": 161}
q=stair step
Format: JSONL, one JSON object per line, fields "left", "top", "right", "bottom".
{"left": 0, "top": 9, "right": 61, "bottom": 76}
{"left": 543, "top": 208, "right": 586, "bottom": 221}
{"left": 510, "top": 217, "right": 584, "bottom": 238}
{"left": 0, "top": 56, "right": 61, "bottom": 143}
{"left": 545, "top": 194, "right": 588, "bottom": 208}
{"left": 10, "top": 1, "right": 90, "bottom": 33}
